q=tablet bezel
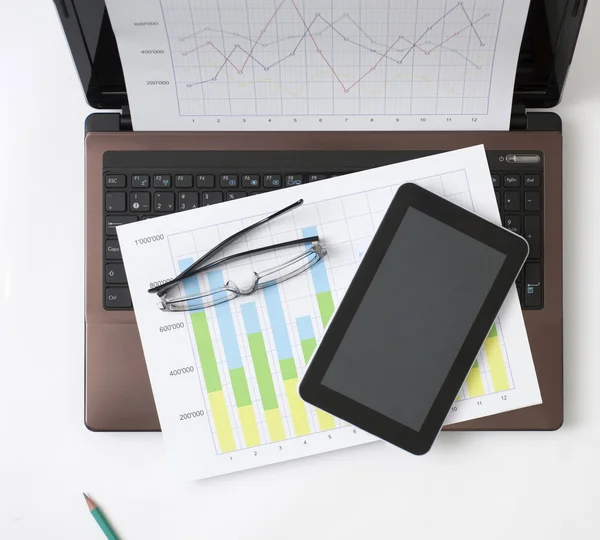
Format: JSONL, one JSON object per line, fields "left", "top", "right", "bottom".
{"left": 299, "top": 182, "right": 529, "bottom": 455}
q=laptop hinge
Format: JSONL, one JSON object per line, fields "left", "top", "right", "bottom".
{"left": 119, "top": 105, "right": 133, "bottom": 131}
{"left": 510, "top": 104, "right": 527, "bottom": 130}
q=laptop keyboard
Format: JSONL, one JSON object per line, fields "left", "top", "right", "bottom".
{"left": 103, "top": 150, "right": 543, "bottom": 311}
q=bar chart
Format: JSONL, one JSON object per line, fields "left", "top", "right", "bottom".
{"left": 173, "top": 184, "right": 516, "bottom": 454}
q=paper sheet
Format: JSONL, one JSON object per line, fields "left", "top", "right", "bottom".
{"left": 105, "top": 0, "right": 530, "bottom": 131}
{"left": 118, "top": 146, "right": 541, "bottom": 480}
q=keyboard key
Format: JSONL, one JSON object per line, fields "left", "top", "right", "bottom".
{"left": 105, "top": 192, "right": 126, "bottom": 212}
{"left": 175, "top": 174, "right": 193, "bottom": 188}
{"left": 153, "top": 174, "right": 171, "bottom": 188}
{"left": 197, "top": 174, "right": 215, "bottom": 188}
{"left": 105, "top": 216, "right": 137, "bottom": 236}
{"left": 264, "top": 174, "right": 282, "bottom": 188}
{"left": 106, "top": 263, "right": 127, "bottom": 284}
{"left": 220, "top": 175, "right": 239, "bottom": 188}
{"left": 155, "top": 192, "right": 175, "bottom": 212}
{"left": 105, "top": 287, "right": 132, "bottom": 309}
{"left": 242, "top": 174, "right": 260, "bottom": 188}
{"left": 504, "top": 192, "right": 520, "bottom": 211}
{"left": 524, "top": 174, "right": 541, "bottom": 187}
{"left": 285, "top": 174, "right": 304, "bottom": 186}
{"left": 524, "top": 263, "right": 542, "bottom": 308}
{"left": 178, "top": 192, "right": 199, "bottom": 211}
{"left": 130, "top": 192, "right": 151, "bottom": 212}
{"left": 309, "top": 174, "right": 327, "bottom": 182}
{"left": 203, "top": 192, "right": 223, "bottom": 206}
{"left": 131, "top": 174, "right": 150, "bottom": 188}
{"left": 524, "top": 215, "right": 541, "bottom": 258}
{"left": 105, "top": 174, "right": 126, "bottom": 188}
{"left": 525, "top": 191, "right": 541, "bottom": 211}
{"left": 105, "top": 239, "right": 122, "bottom": 260}
{"left": 504, "top": 215, "right": 521, "bottom": 235}
{"left": 504, "top": 174, "right": 520, "bottom": 188}
{"left": 227, "top": 192, "right": 247, "bottom": 201}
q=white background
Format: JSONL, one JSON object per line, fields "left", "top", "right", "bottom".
{"left": 0, "top": 1, "right": 599, "bottom": 538}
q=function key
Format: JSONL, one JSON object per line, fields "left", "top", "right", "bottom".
{"left": 105, "top": 287, "right": 132, "bottom": 309}
{"left": 490, "top": 173, "right": 501, "bottom": 188}
{"left": 153, "top": 175, "right": 172, "bottom": 188}
{"left": 220, "top": 174, "right": 239, "bottom": 188}
{"left": 197, "top": 174, "right": 215, "bottom": 188}
{"left": 285, "top": 174, "right": 304, "bottom": 187}
{"left": 524, "top": 174, "right": 541, "bottom": 188}
{"left": 264, "top": 174, "right": 282, "bottom": 188}
{"left": 175, "top": 174, "right": 193, "bottom": 188}
{"left": 155, "top": 192, "right": 175, "bottom": 212}
{"left": 203, "top": 192, "right": 224, "bottom": 206}
{"left": 309, "top": 174, "right": 327, "bottom": 182}
{"left": 503, "top": 174, "right": 520, "bottom": 188}
{"left": 130, "top": 192, "right": 151, "bottom": 212}
{"left": 105, "top": 192, "right": 126, "bottom": 212}
{"left": 131, "top": 174, "right": 150, "bottom": 188}
{"left": 242, "top": 174, "right": 260, "bottom": 188}
{"left": 105, "top": 174, "right": 126, "bottom": 188}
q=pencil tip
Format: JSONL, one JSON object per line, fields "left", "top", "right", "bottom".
{"left": 83, "top": 493, "right": 95, "bottom": 511}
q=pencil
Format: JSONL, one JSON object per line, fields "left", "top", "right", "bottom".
{"left": 83, "top": 493, "right": 120, "bottom": 540}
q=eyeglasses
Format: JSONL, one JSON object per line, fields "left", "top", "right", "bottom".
{"left": 149, "top": 199, "right": 327, "bottom": 312}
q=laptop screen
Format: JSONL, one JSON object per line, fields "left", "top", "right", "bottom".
{"left": 62, "top": 0, "right": 579, "bottom": 109}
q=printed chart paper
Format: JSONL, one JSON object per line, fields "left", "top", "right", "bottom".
{"left": 118, "top": 147, "right": 541, "bottom": 480}
{"left": 105, "top": 0, "right": 530, "bottom": 131}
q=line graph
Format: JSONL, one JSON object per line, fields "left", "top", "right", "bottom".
{"left": 159, "top": 0, "right": 504, "bottom": 118}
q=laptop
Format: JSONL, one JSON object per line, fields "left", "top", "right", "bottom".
{"left": 54, "top": 0, "right": 586, "bottom": 432}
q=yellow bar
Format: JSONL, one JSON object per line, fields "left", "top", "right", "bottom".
{"left": 465, "top": 366, "right": 485, "bottom": 398}
{"left": 315, "top": 409, "right": 336, "bottom": 431}
{"left": 283, "top": 378, "right": 311, "bottom": 436}
{"left": 208, "top": 391, "right": 236, "bottom": 453}
{"left": 264, "top": 408, "right": 286, "bottom": 442}
{"left": 485, "top": 336, "right": 510, "bottom": 392}
{"left": 238, "top": 404, "right": 261, "bottom": 448}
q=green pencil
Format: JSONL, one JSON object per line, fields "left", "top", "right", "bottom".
{"left": 83, "top": 493, "right": 120, "bottom": 540}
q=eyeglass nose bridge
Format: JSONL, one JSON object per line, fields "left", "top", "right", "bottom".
{"left": 223, "top": 271, "right": 260, "bottom": 296}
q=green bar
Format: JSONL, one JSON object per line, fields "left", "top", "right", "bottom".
{"left": 316, "top": 291, "right": 335, "bottom": 327}
{"left": 190, "top": 311, "right": 222, "bottom": 393}
{"left": 247, "top": 333, "right": 279, "bottom": 411}
{"left": 229, "top": 367, "right": 252, "bottom": 407}
{"left": 300, "top": 338, "right": 317, "bottom": 364}
{"left": 488, "top": 324, "right": 498, "bottom": 338}
{"left": 280, "top": 357, "right": 298, "bottom": 380}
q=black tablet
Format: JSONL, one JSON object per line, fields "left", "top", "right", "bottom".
{"left": 299, "top": 183, "right": 529, "bottom": 455}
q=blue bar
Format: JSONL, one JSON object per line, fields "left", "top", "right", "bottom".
{"left": 207, "top": 270, "right": 243, "bottom": 370}
{"left": 302, "top": 226, "right": 331, "bottom": 294}
{"left": 241, "top": 303, "right": 261, "bottom": 335}
{"left": 263, "top": 284, "right": 294, "bottom": 360}
{"left": 296, "top": 316, "right": 315, "bottom": 341}
{"left": 178, "top": 258, "right": 204, "bottom": 311}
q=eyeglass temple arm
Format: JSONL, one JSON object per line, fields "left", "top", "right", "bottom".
{"left": 149, "top": 199, "right": 305, "bottom": 294}
{"left": 170, "top": 236, "right": 320, "bottom": 281}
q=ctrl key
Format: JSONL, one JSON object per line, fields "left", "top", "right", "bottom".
{"left": 105, "top": 287, "right": 132, "bottom": 309}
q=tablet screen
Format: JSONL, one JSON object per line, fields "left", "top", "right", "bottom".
{"left": 321, "top": 207, "right": 507, "bottom": 431}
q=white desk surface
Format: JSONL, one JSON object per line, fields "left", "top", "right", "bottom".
{"left": 1, "top": 2, "right": 599, "bottom": 539}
